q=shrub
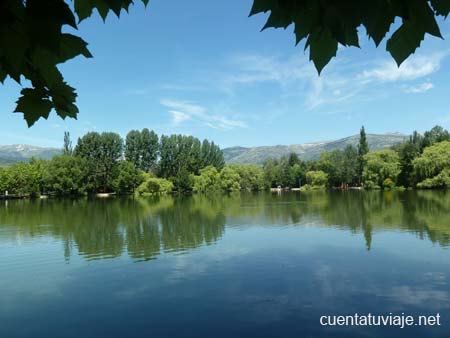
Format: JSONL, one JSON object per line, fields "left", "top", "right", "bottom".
{"left": 136, "top": 177, "right": 174, "bottom": 196}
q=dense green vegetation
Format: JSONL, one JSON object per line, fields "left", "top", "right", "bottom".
{"left": 1, "top": 125, "right": 450, "bottom": 197}
{"left": 0, "top": 129, "right": 225, "bottom": 196}
{"left": 261, "top": 125, "right": 450, "bottom": 190}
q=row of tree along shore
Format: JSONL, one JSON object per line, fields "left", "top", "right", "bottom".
{"left": 1, "top": 125, "right": 449, "bottom": 198}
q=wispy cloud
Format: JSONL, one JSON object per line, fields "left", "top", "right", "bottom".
{"left": 403, "top": 82, "right": 434, "bottom": 93}
{"left": 360, "top": 54, "right": 443, "bottom": 82}
{"left": 170, "top": 111, "right": 191, "bottom": 125}
{"left": 223, "top": 53, "right": 360, "bottom": 110}
{"left": 160, "top": 99, "right": 246, "bottom": 130}
{"left": 223, "top": 51, "right": 447, "bottom": 111}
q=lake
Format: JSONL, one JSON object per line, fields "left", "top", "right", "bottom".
{"left": 1, "top": 191, "right": 449, "bottom": 337}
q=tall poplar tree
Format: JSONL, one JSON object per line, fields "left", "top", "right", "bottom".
{"left": 358, "top": 126, "right": 369, "bottom": 185}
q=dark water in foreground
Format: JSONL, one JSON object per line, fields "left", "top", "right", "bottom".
{"left": 1, "top": 191, "right": 449, "bottom": 338}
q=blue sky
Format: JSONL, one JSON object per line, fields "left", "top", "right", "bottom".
{"left": 1, "top": 0, "right": 450, "bottom": 148}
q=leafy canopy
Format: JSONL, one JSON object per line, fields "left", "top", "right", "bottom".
{"left": 250, "top": 0, "right": 449, "bottom": 72}
{"left": 0, "top": 0, "right": 148, "bottom": 126}
{"left": 1, "top": 0, "right": 450, "bottom": 125}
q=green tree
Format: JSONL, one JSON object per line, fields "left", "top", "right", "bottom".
{"left": 140, "top": 128, "right": 159, "bottom": 172}
{"left": 124, "top": 130, "right": 141, "bottom": 169}
{"left": 319, "top": 150, "right": 344, "bottom": 187}
{"left": 192, "top": 166, "right": 221, "bottom": 193}
{"left": 396, "top": 141, "right": 420, "bottom": 187}
{"left": 363, "top": 149, "right": 401, "bottom": 189}
{"left": 112, "top": 161, "right": 144, "bottom": 194}
{"left": 342, "top": 145, "right": 358, "bottom": 185}
{"left": 125, "top": 129, "right": 159, "bottom": 172}
{"left": 63, "top": 131, "right": 73, "bottom": 156}
{"left": 414, "top": 141, "right": 450, "bottom": 188}
{"left": 358, "top": 126, "right": 369, "bottom": 184}
{"left": 229, "top": 164, "right": 265, "bottom": 191}
{"left": 74, "top": 131, "right": 123, "bottom": 192}
{"left": 136, "top": 174, "right": 174, "bottom": 196}
{"left": 219, "top": 167, "right": 241, "bottom": 192}
{"left": 263, "top": 158, "right": 278, "bottom": 188}
{"left": 43, "top": 155, "right": 88, "bottom": 195}
{"left": 421, "top": 125, "right": 450, "bottom": 150}
{"left": 306, "top": 170, "right": 328, "bottom": 187}
{"left": 0, "top": 161, "right": 44, "bottom": 196}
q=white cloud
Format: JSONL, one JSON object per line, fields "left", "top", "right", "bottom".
{"left": 170, "top": 110, "right": 191, "bottom": 125}
{"left": 403, "top": 82, "right": 434, "bottom": 93}
{"left": 224, "top": 53, "right": 360, "bottom": 110}
{"left": 161, "top": 99, "right": 246, "bottom": 130}
{"left": 360, "top": 55, "right": 442, "bottom": 82}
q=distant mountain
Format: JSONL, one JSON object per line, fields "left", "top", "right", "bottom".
{"left": 0, "top": 144, "right": 61, "bottom": 166}
{"left": 223, "top": 133, "right": 408, "bottom": 164}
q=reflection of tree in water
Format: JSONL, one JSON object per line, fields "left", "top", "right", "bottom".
{"left": 158, "top": 195, "right": 226, "bottom": 252}
{"left": 1, "top": 191, "right": 449, "bottom": 259}
{"left": 0, "top": 196, "right": 226, "bottom": 262}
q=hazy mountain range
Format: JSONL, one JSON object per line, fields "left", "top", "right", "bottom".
{"left": 0, "top": 145, "right": 61, "bottom": 166}
{"left": 0, "top": 133, "right": 408, "bottom": 166}
{"left": 223, "top": 133, "right": 408, "bottom": 164}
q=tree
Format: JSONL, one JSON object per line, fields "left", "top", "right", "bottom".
{"left": 112, "top": 161, "right": 143, "bottom": 194}
{"left": 342, "top": 145, "right": 358, "bottom": 185}
{"left": 396, "top": 141, "right": 420, "bottom": 187}
{"left": 74, "top": 131, "right": 123, "bottom": 192}
{"left": 358, "top": 126, "right": 369, "bottom": 184}
{"left": 319, "top": 150, "right": 343, "bottom": 187}
{"left": 414, "top": 141, "right": 450, "bottom": 188}
{"left": 219, "top": 167, "right": 241, "bottom": 192}
{"left": 43, "top": 155, "right": 88, "bottom": 195}
{"left": 421, "top": 125, "right": 450, "bottom": 149}
{"left": 140, "top": 128, "right": 159, "bottom": 172}
{"left": 192, "top": 166, "right": 220, "bottom": 193}
{"left": 136, "top": 174, "right": 174, "bottom": 196}
{"left": 229, "top": 164, "right": 265, "bottom": 191}
{"left": 0, "top": 161, "right": 45, "bottom": 197}
{"left": 4, "top": 0, "right": 449, "bottom": 125}
{"left": 306, "top": 170, "right": 328, "bottom": 187}
{"left": 63, "top": 131, "right": 73, "bottom": 156}
{"left": 362, "top": 149, "right": 401, "bottom": 189}
{"left": 125, "top": 129, "right": 159, "bottom": 172}
{"left": 124, "top": 130, "right": 141, "bottom": 169}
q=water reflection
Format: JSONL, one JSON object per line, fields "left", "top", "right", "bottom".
{"left": 0, "top": 190, "right": 449, "bottom": 261}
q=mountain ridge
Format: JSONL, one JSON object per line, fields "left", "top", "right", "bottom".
{"left": 0, "top": 133, "right": 408, "bottom": 166}
{"left": 0, "top": 144, "right": 61, "bottom": 166}
{"left": 223, "top": 133, "right": 408, "bottom": 164}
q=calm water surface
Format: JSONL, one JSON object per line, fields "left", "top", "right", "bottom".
{"left": 1, "top": 191, "right": 449, "bottom": 337}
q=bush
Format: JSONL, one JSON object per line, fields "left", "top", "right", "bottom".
{"left": 306, "top": 170, "right": 328, "bottom": 187}
{"left": 136, "top": 176, "right": 174, "bottom": 196}
{"left": 383, "top": 178, "right": 395, "bottom": 190}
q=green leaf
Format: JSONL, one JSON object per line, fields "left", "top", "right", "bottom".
{"left": 14, "top": 88, "right": 53, "bottom": 127}
{"left": 263, "top": 9, "right": 292, "bottom": 30}
{"left": 306, "top": 28, "right": 338, "bottom": 74}
{"left": 387, "top": 21, "right": 425, "bottom": 66}
{"left": 0, "top": 68, "right": 7, "bottom": 83}
{"left": 51, "top": 82, "right": 79, "bottom": 119}
{"left": 74, "top": 0, "right": 94, "bottom": 21}
{"left": 414, "top": 1, "right": 442, "bottom": 38}
{"left": 293, "top": 2, "right": 318, "bottom": 44}
{"left": 431, "top": 0, "right": 450, "bottom": 17}
{"left": 362, "top": 1, "right": 395, "bottom": 46}
{"left": 59, "top": 34, "right": 93, "bottom": 61}
{"left": 249, "top": 0, "right": 277, "bottom": 16}
{"left": 93, "top": 0, "right": 110, "bottom": 20}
